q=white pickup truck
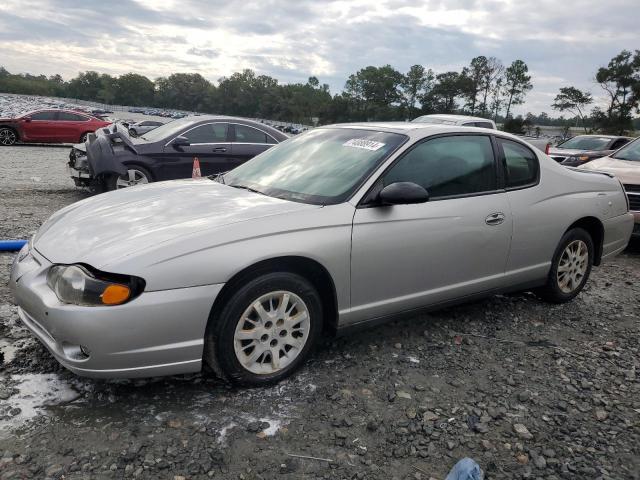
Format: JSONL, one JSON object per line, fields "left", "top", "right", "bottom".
{"left": 412, "top": 114, "right": 551, "bottom": 153}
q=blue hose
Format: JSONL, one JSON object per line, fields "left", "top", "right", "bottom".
{"left": 0, "top": 240, "right": 28, "bottom": 252}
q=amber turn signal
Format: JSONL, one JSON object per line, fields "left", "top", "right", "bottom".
{"left": 101, "top": 284, "right": 131, "bottom": 305}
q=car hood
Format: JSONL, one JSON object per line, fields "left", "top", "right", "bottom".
{"left": 548, "top": 147, "right": 608, "bottom": 157}
{"left": 578, "top": 156, "right": 640, "bottom": 184}
{"left": 34, "top": 179, "right": 320, "bottom": 268}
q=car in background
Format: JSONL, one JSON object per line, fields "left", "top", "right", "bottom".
{"left": 548, "top": 135, "right": 632, "bottom": 166}
{"left": 579, "top": 137, "right": 640, "bottom": 236}
{"left": 68, "top": 116, "right": 288, "bottom": 191}
{"left": 12, "top": 123, "right": 633, "bottom": 385}
{"left": 128, "top": 120, "right": 164, "bottom": 137}
{"left": 0, "top": 109, "right": 111, "bottom": 146}
{"left": 412, "top": 114, "right": 551, "bottom": 153}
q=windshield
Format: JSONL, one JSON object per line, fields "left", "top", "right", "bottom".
{"left": 612, "top": 138, "right": 640, "bottom": 161}
{"left": 557, "top": 136, "right": 611, "bottom": 151}
{"left": 222, "top": 128, "right": 407, "bottom": 204}
{"left": 136, "top": 117, "right": 191, "bottom": 142}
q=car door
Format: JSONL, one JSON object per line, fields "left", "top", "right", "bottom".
{"left": 57, "top": 111, "right": 89, "bottom": 142}
{"left": 22, "top": 111, "right": 59, "bottom": 142}
{"left": 160, "top": 122, "right": 231, "bottom": 179}
{"left": 229, "top": 123, "right": 278, "bottom": 169}
{"left": 349, "top": 134, "right": 512, "bottom": 324}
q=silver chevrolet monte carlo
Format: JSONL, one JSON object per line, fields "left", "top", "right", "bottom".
{"left": 10, "top": 123, "right": 634, "bottom": 386}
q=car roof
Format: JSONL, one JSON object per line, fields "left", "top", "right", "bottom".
{"left": 567, "top": 134, "right": 631, "bottom": 140}
{"left": 413, "top": 114, "right": 495, "bottom": 124}
{"left": 321, "top": 122, "right": 523, "bottom": 142}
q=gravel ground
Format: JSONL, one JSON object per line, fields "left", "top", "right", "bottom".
{"left": 0, "top": 145, "right": 639, "bottom": 480}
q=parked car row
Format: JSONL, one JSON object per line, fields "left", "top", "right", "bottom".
{"left": 128, "top": 107, "right": 188, "bottom": 119}
{"left": 12, "top": 121, "right": 635, "bottom": 386}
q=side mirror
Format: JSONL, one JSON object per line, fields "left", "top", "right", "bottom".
{"left": 171, "top": 136, "right": 190, "bottom": 148}
{"left": 379, "top": 182, "right": 429, "bottom": 205}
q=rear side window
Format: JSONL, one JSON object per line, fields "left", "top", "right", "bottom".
{"left": 384, "top": 135, "right": 497, "bottom": 198}
{"left": 182, "top": 123, "right": 228, "bottom": 143}
{"left": 30, "top": 111, "right": 58, "bottom": 121}
{"left": 234, "top": 124, "right": 272, "bottom": 144}
{"left": 58, "top": 112, "right": 88, "bottom": 121}
{"left": 498, "top": 138, "right": 539, "bottom": 188}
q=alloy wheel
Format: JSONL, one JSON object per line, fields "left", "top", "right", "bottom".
{"left": 0, "top": 128, "right": 17, "bottom": 146}
{"left": 233, "top": 291, "right": 311, "bottom": 375}
{"left": 556, "top": 239, "right": 589, "bottom": 293}
{"left": 115, "top": 169, "right": 149, "bottom": 189}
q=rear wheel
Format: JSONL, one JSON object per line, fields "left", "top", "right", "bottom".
{"left": 106, "top": 166, "right": 152, "bottom": 190}
{"left": 128, "top": 128, "right": 137, "bottom": 137}
{"left": 80, "top": 132, "right": 90, "bottom": 143}
{"left": 0, "top": 127, "right": 17, "bottom": 146}
{"left": 204, "top": 272, "right": 323, "bottom": 386}
{"left": 535, "top": 228, "right": 593, "bottom": 303}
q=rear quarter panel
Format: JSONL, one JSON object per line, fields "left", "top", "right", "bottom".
{"left": 505, "top": 155, "right": 628, "bottom": 282}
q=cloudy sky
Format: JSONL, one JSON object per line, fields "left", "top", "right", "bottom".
{"left": 0, "top": 0, "right": 638, "bottom": 114}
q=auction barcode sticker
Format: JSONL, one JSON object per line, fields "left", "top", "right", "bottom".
{"left": 343, "top": 139, "right": 386, "bottom": 151}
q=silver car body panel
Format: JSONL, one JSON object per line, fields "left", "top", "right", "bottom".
{"left": 11, "top": 123, "right": 634, "bottom": 377}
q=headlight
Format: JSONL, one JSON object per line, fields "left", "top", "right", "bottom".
{"left": 46, "top": 265, "right": 145, "bottom": 306}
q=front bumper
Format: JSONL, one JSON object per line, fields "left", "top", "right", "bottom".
{"left": 10, "top": 246, "right": 223, "bottom": 378}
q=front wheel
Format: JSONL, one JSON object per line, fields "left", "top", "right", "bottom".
{"left": 106, "top": 166, "right": 152, "bottom": 190}
{"left": 205, "top": 272, "right": 323, "bottom": 386}
{"left": 535, "top": 228, "right": 594, "bottom": 303}
{"left": 0, "top": 127, "right": 17, "bottom": 146}
{"left": 80, "top": 132, "right": 90, "bottom": 143}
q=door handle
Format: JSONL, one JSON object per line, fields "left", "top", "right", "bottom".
{"left": 212, "top": 147, "right": 227, "bottom": 153}
{"left": 485, "top": 212, "right": 505, "bottom": 226}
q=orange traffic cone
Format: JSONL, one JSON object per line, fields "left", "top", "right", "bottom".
{"left": 192, "top": 157, "right": 201, "bottom": 178}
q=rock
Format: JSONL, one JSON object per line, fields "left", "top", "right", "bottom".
{"left": 394, "top": 343, "right": 402, "bottom": 349}
{"left": 45, "top": 464, "right": 63, "bottom": 477}
{"left": 513, "top": 424, "right": 533, "bottom": 440}
{"left": 518, "top": 390, "right": 532, "bottom": 402}
{"left": 516, "top": 453, "right": 529, "bottom": 465}
{"left": 247, "top": 421, "right": 261, "bottom": 433}
{"left": 366, "top": 419, "right": 379, "bottom": 432}
{"left": 534, "top": 456, "right": 547, "bottom": 468}
{"left": 595, "top": 409, "right": 608, "bottom": 421}
{"left": 474, "top": 423, "right": 489, "bottom": 434}
{"left": 396, "top": 391, "right": 411, "bottom": 400}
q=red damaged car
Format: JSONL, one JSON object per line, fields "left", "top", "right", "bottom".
{"left": 0, "top": 109, "right": 111, "bottom": 146}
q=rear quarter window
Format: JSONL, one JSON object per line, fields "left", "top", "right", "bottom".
{"left": 498, "top": 138, "right": 539, "bottom": 189}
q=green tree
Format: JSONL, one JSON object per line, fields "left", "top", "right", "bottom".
{"left": 115, "top": 73, "right": 155, "bottom": 106}
{"left": 463, "top": 56, "right": 490, "bottom": 115}
{"left": 552, "top": 87, "right": 593, "bottom": 133}
{"left": 503, "top": 60, "right": 533, "bottom": 120}
{"left": 422, "top": 71, "right": 466, "bottom": 113}
{"left": 344, "top": 65, "right": 404, "bottom": 120}
{"left": 594, "top": 49, "right": 640, "bottom": 134}
{"left": 400, "top": 65, "right": 433, "bottom": 119}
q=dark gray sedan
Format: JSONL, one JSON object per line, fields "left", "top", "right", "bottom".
{"left": 548, "top": 135, "right": 632, "bottom": 166}
{"left": 68, "top": 116, "right": 287, "bottom": 191}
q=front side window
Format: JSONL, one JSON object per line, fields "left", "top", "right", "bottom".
{"left": 383, "top": 135, "right": 497, "bottom": 198}
{"left": 223, "top": 128, "right": 407, "bottom": 204}
{"left": 30, "top": 111, "right": 57, "bottom": 121}
{"left": 183, "top": 123, "right": 228, "bottom": 144}
{"left": 498, "top": 138, "right": 539, "bottom": 188}
{"left": 234, "top": 124, "right": 271, "bottom": 144}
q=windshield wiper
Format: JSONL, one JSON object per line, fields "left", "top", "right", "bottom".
{"left": 229, "top": 184, "right": 264, "bottom": 195}
{"left": 208, "top": 172, "right": 227, "bottom": 184}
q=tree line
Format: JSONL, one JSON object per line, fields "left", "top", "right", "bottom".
{"left": 1, "top": 49, "right": 638, "bottom": 134}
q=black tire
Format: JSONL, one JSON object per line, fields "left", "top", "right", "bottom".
{"left": 204, "top": 272, "right": 323, "bottom": 386}
{"left": 535, "top": 228, "right": 594, "bottom": 303}
{"left": 0, "top": 127, "right": 18, "bottom": 146}
{"left": 105, "top": 165, "right": 153, "bottom": 191}
{"left": 128, "top": 128, "right": 137, "bottom": 137}
{"left": 80, "top": 132, "right": 90, "bottom": 143}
